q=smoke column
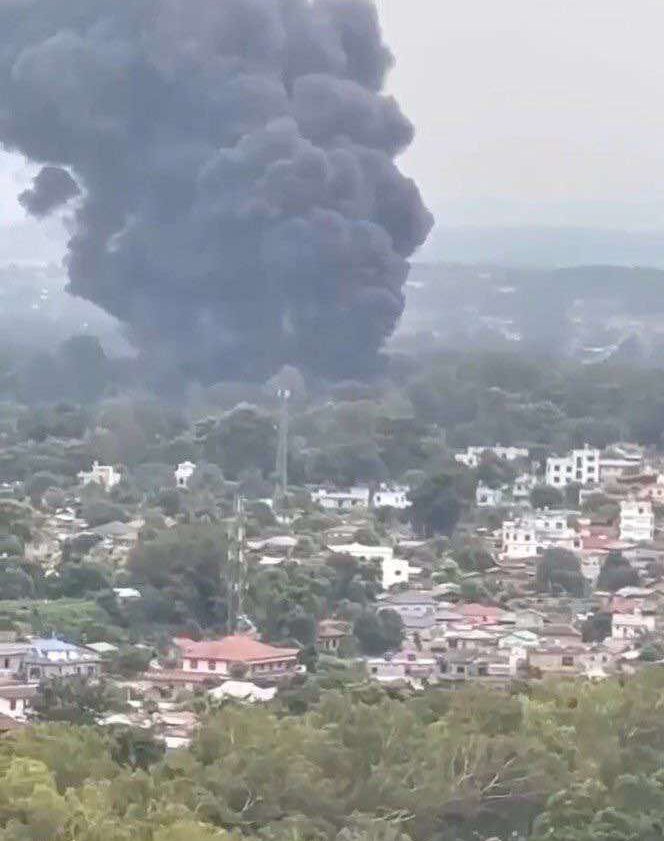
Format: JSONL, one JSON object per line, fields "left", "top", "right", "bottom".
{"left": 0, "top": 0, "right": 433, "bottom": 380}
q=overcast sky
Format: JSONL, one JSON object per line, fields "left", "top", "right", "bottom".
{"left": 3, "top": 0, "right": 664, "bottom": 266}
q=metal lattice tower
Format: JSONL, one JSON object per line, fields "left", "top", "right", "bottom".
{"left": 275, "top": 388, "right": 290, "bottom": 507}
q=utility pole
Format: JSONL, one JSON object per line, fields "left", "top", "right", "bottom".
{"left": 227, "top": 494, "right": 245, "bottom": 635}
{"left": 275, "top": 388, "right": 290, "bottom": 509}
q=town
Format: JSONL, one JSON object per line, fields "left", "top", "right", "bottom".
{"left": 2, "top": 409, "right": 664, "bottom": 748}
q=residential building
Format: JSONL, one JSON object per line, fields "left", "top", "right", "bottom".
{"left": 437, "top": 626, "right": 496, "bottom": 651}
{"left": 539, "top": 624, "right": 583, "bottom": 648}
{"left": 24, "top": 638, "right": 101, "bottom": 681}
{"left": 174, "top": 636, "right": 299, "bottom": 680}
{"left": 372, "top": 486, "right": 411, "bottom": 510}
{"left": 0, "top": 642, "right": 31, "bottom": 676}
{"left": 312, "top": 486, "right": 370, "bottom": 511}
{"left": 455, "top": 446, "right": 529, "bottom": 469}
{"left": 328, "top": 543, "right": 421, "bottom": 590}
{"left": 77, "top": 461, "right": 122, "bottom": 490}
{"left": 0, "top": 681, "right": 36, "bottom": 719}
{"left": 611, "top": 611, "right": 656, "bottom": 641}
{"left": 501, "top": 510, "right": 581, "bottom": 560}
{"left": 377, "top": 590, "right": 436, "bottom": 622}
{"left": 529, "top": 646, "right": 586, "bottom": 676}
{"left": 174, "top": 461, "right": 196, "bottom": 488}
{"left": 545, "top": 446, "right": 600, "bottom": 488}
{"left": 620, "top": 499, "right": 655, "bottom": 543}
{"left": 475, "top": 483, "right": 504, "bottom": 507}
{"left": 512, "top": 474, "right": 537, "bottom": 501}
{"left": 639, "top": 474, "right": 664, "bottom": 504}
{"left": 367, "top": 651, "right": 437, "bottom": 684}
{"left": 316, "top": 620, "right": 351, "bottom": 653}
{"left": 599, "top": 448, "right": 644, "bottom": 483}
{"left": 381, "top": 556, "right": 422, "bottom": 590}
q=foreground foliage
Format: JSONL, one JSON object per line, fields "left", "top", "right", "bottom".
{"left": 3, "top": 672, "right": 664, "bottom": 841}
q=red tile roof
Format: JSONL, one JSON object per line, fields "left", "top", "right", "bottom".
{"left": 458, "top": 603, "right": 505, "bottom": 623}
{"left": 174, "top": 636, "right": 299, "bottom": 664}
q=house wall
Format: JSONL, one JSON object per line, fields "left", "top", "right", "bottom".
{"left": 0, "top": 695, "right": 29, "bottom": 718}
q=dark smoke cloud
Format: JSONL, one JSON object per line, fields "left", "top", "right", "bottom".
{"left": 0, "top": 0, "right": 433, "bottom": 381}
{"left": 18, "top": 165, "right": 80, "bottom": 217}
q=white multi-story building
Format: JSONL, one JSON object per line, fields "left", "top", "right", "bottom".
{"left": 501, "top": 510, "right": 581, "bottom": 559}
{"left": 620, "top": 499, "right": 655, "bottom": 543}
{"left": 455, "top": 446, "right": 529, "bottom": 469}
{"left": 77, "top": 461, "right": 122, "bottom": 490}
{"left": 312, "top": 486, "right": 370, "bottom": 511}
{"left": 174, "top": 461, "right": 197, "bottom": 488}
{"left": 545, "top": 447, "right": 600, "bottom": 488}
{"left": 372, "top": 485, "right": 411, "bottom": 510}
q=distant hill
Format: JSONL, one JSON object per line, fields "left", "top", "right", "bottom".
{"left": 396, "top": 262, "right": 664, "bottom": 364}
{"left": 422, "top": 226, "right": 664, "bottom": 268}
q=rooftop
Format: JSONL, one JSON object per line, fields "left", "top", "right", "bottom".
{"left": 174, "top": 635, "right": 299, "bottom": 664}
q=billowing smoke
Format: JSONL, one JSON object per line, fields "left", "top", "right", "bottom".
{"left": 18, "top": 165, "right": 80, "bottom": 217}
{"left": 0, "top": 0, "right": 433, "bottom": 380}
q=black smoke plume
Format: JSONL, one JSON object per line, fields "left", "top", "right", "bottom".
{"left": 18, "top": 165, "right": 80, "bottom": 217}
{"left": 0, "top": 0, "right": 433, "bottom": 380}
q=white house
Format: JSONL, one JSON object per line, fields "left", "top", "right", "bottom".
{"left": 611, "top": 611, "right": 656, "bottom": 640}
{"left": 77, "top": 461, "right": 122, "bottom": 490}
{"left": 501, "top": 510, "right": 581, "bottom": 560}
{"left": 620, "top": 499, "right": 655, "bottom": 543}
{"left": 455, "top": 446, "right": 529, "bottom": 468}
{"left": 312, "top": 486, "right": 370, "bottom": 511}
{"left": 372, "top": 486, "right": 411, "bottom": 510}
{"left": 327, "top": 543, "right": 421, "bottom": 589}
{"left": 512, "top": 474, "right": 537, "bottom": 501}
{"left": 0, "top": 681, "right": 37, "bottom": 720}
{"left": 476, "top": 483, "right": 503, "bottom": 507}
{"left": 174, "top": 461, "right": 197, "bottom": 488}
{"left": 546, "top": 446, "right": 600, "bottom": 488}
{"left": 23, "top": 638, "right": 101, "bottom": 681}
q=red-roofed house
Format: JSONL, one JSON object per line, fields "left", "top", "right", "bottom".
{"left": 174, "top": 636, "right": 299, "bottom": 680}
{"left": 457, "top": 604, "right": 507, "bottom": 626}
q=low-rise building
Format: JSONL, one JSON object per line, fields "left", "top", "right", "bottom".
{"left": 611, "top": 611, "right": 656, "bottom": 641}
{"left": 77, "top": 461, "right": 122, "bottom": 490}
{"left": 312, "top": 486, "right": 370, "bottom": 511}
{"left": 512, "top": 474, "right": 537, "bottom": 501}
{"left": 372, "top": 486, "right": 411, "bottom": 510}
{"left": 620, "top": 499, "right": 655, "bottom": 543}
{"left": 539, "top": 623, "right": 583, "bottom": 648}
{"left": 528, "top": 646, "right": 586, "bottom": 676}
{"left": 24, "top": 638, "right": 101, "bottom": 681}
{"left": 174, "top": 636, "right": 299, "bottom": 680}
{"left": 367, "top": 651, "right": 437, "bottom": 684}
{"left": 316, "top": 620, "right": 352, "bottom": 653}
{"left": 0, "top": 680, "right": 37, "bottom": 720}
{"left": 329, "top": 543, "right": 421, "bottom": 590}
{"left": 455, "top": 446, "right": 529, "bottom": 469}
{"left": 475, "top": 484, "right": 504, "bottom": 507}
{"left": 174, "top": 461, "right": 197, "bottom": 488}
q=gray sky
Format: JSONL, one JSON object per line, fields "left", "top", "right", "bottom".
{"left": 3, "top": 0, "right": 664, "bottom": 267}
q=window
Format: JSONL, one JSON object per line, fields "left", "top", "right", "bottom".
{"left": 371, "top": 666, "right": 378, "bottom": 674}
{"left": 208, "top": 660, "right": 216, "bottom": 671}
{"left": 9, "top": 699, "right": 16, "bottom": 711}
{"left": 189, "top": 658, "right": 198, "bottom": 669}
{"left": 456, "top": 665, "right": 465, "bottom": 674}
{"left": 3, "top": 658, "right": 9, "bottom": 669}
{"left": 477, "top": 664, "right": 488, "bottom": 677}
{"left": 562, "top": 655, "right": 574, "bottom": 667}
{"left": 554, "top": 464, "right": 560, "bottom": 472}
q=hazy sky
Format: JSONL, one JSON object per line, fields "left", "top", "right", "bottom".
{"left": 3, "top": 0, "right": 664, "bottom": 266}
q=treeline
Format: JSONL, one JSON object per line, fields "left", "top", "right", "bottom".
{"left": 3, "top": 672, "right": 664, "bottom": 841}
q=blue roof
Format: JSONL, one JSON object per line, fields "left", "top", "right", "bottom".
{"left": 30, "top": 637, "right": 82, "bottom": 653}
